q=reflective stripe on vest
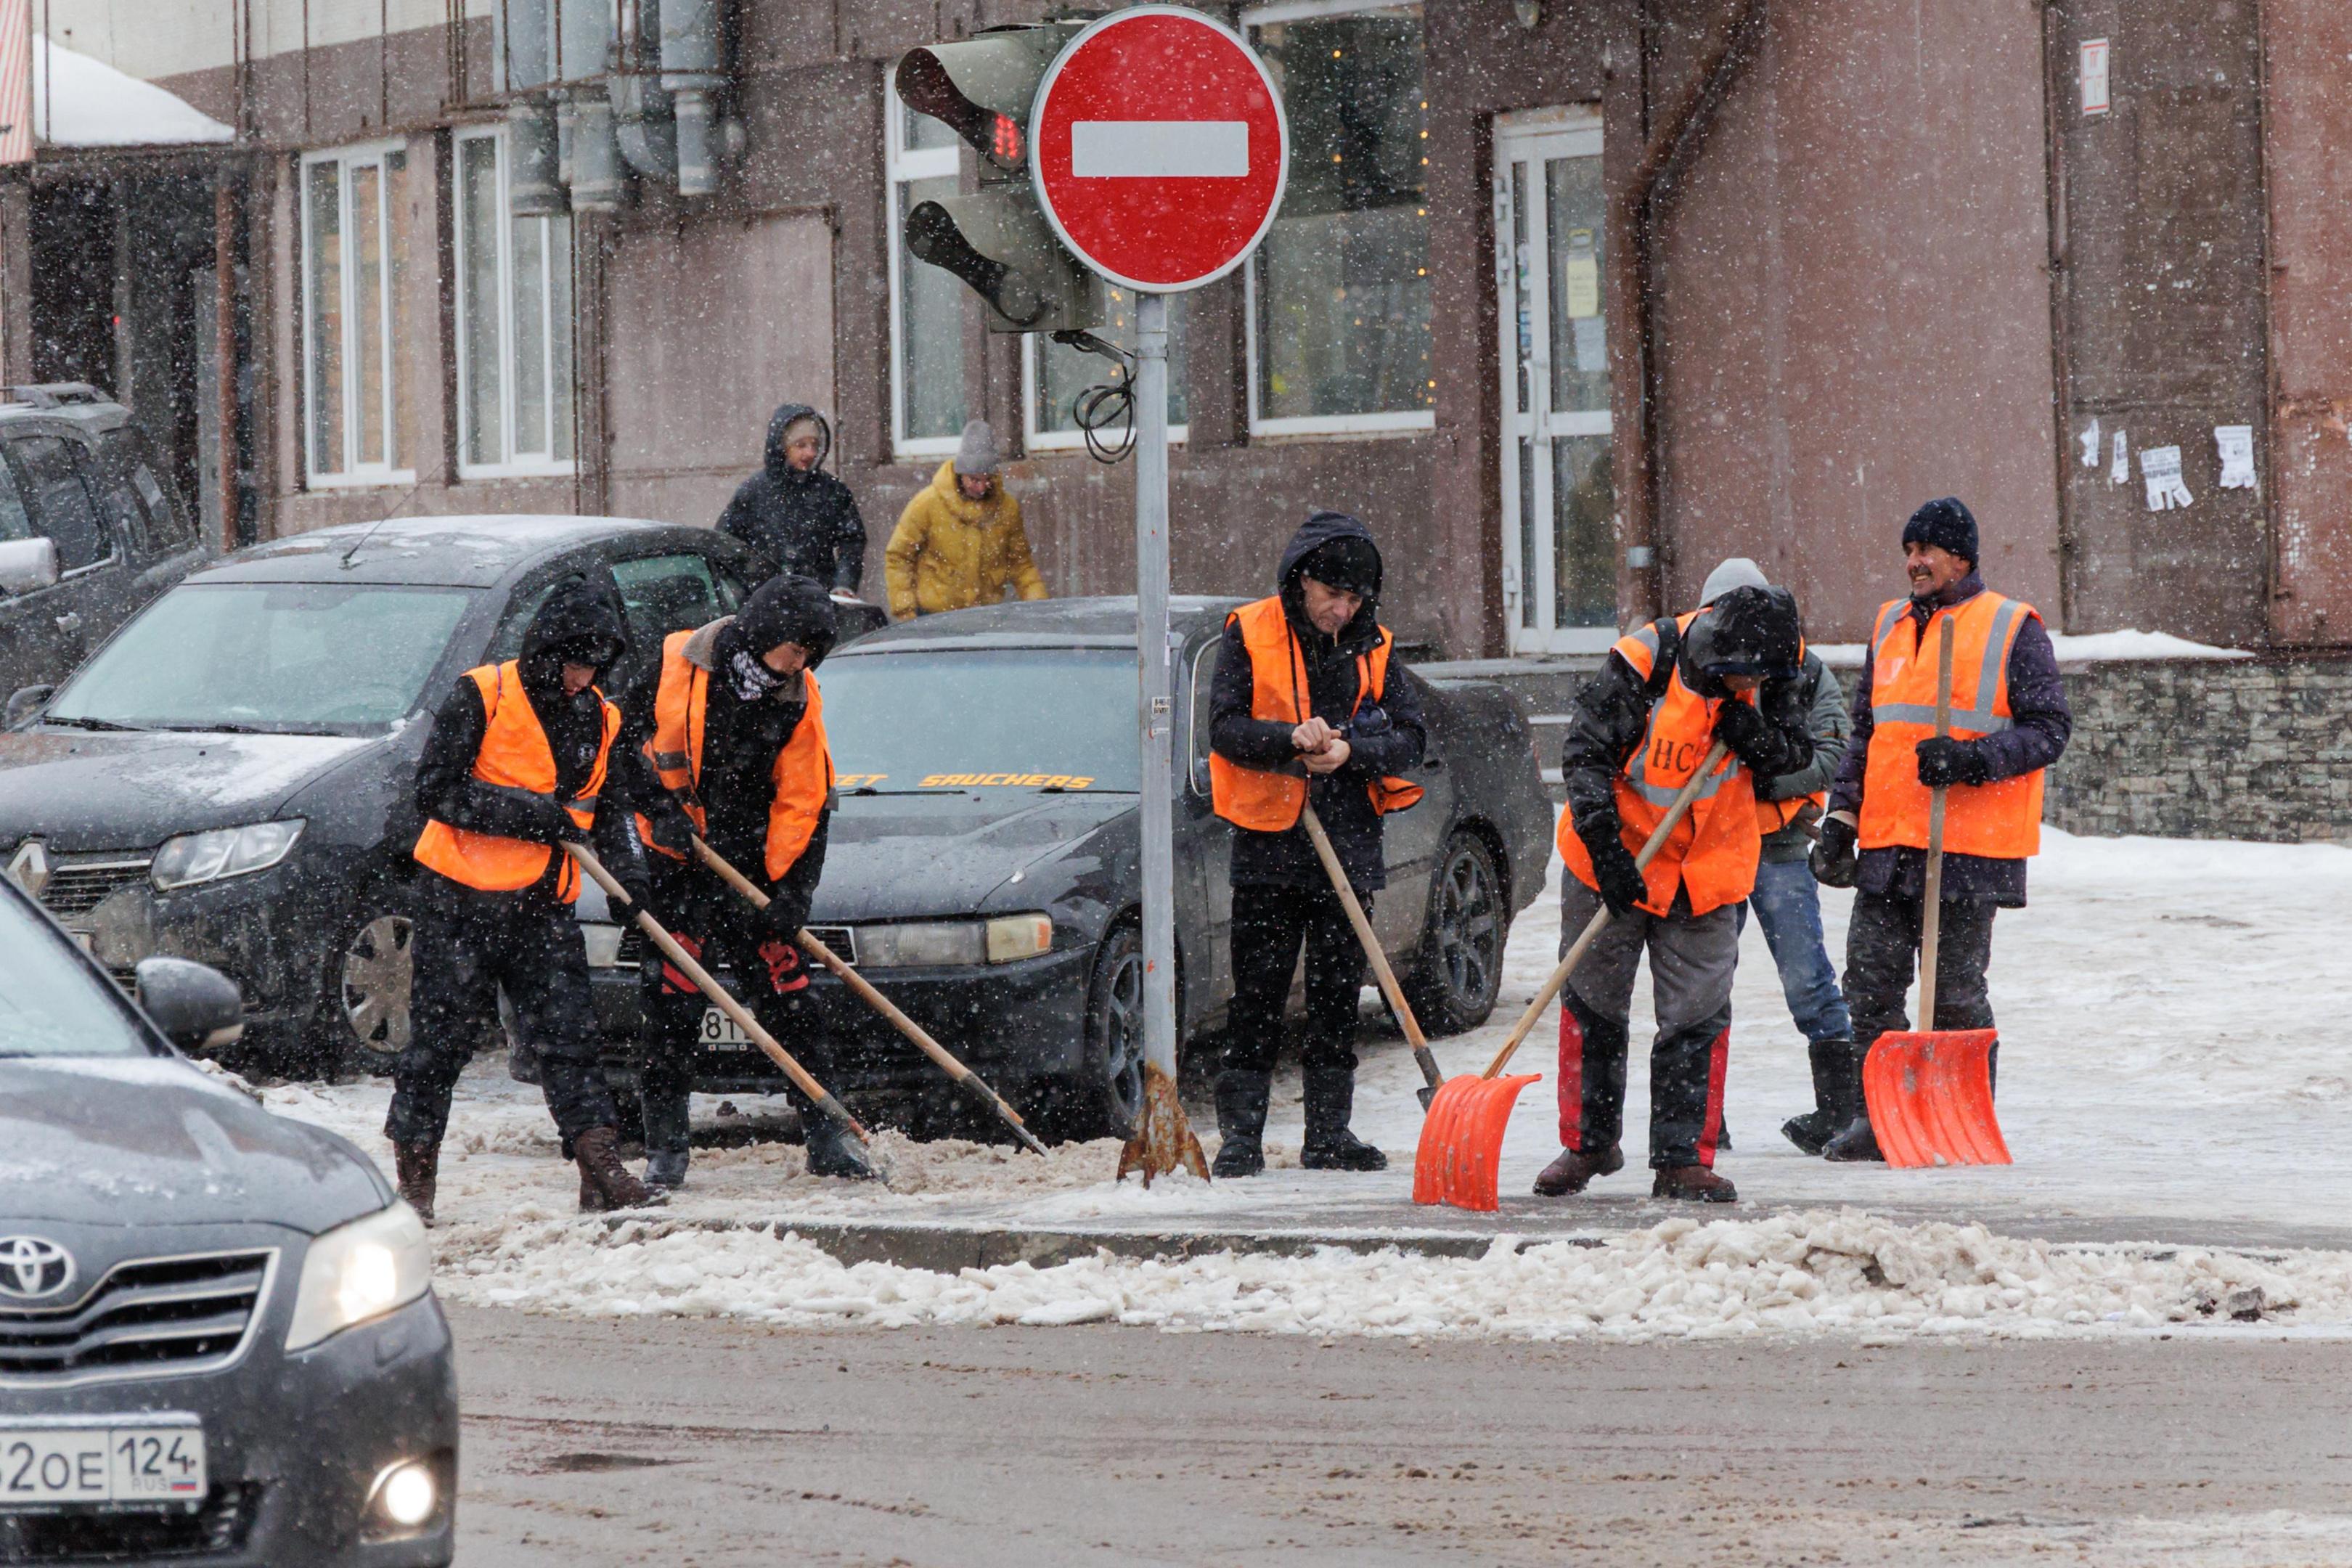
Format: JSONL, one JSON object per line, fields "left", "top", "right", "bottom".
{"left": 1858, "top": 589, "right": 2045, "bottom": 859}
{"left": 635, "top": 629, "right": 836, "bottom": 882}
{"left": 1554, "top": 610, "right": 1765, "bottom": 918}
{"left": 1206, "top": 596, "right": 1426, "bottom": 832}
{"left": 412, "top": 661, "right": 617, "bottom": 903}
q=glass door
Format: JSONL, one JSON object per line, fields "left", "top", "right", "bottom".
{"left": 1494, "top": 108, "right": 1616, "bottom": 655}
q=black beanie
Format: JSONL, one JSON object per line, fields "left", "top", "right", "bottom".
{"left": 1902, "top": 497, "right": 1978, "bottom": 565}
{"left": 1298, "top": 535, "right": 1381, "bottom": 598}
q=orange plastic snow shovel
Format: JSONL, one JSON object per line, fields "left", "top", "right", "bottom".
{"left": 1859, "top": 617, "right": 2011, "bottom": 1168}
{"left": 1413, "top": 740, "right": 1733, "bottom": 1212}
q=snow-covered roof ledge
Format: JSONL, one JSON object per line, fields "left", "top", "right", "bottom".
{"left": 33, "top": 37, "right": 232, "bottom": 150}
{"left": 1813, "top": 629, "right": 2256, "bottom": 668}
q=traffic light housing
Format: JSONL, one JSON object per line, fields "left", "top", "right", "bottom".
{"left": 895, "top": 26, "right": 1101, "bottom": 334}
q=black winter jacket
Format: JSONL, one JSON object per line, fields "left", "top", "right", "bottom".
{"left": 1209, "top": 513, "right": 1427, "bottom": 893}
{"left": 717, "top": 404, "right": 869, "bottom": 592}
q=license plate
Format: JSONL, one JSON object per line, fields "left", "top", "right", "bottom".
{"left": 0, "top": 1421, "right": 205, "bottom": 1510}
{"left": 700, "top": 1006, "right": 754, "bottom": 1052}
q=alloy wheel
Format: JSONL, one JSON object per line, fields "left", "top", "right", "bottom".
{"left": 1431, "top": 840, "right": 1500, "bottom": 1010}
{"left": 1098, "top": 939, "right": 1148, "bottom": 1129}
{"left": 341, "top": 914, "right": 414, "bottom": 1055}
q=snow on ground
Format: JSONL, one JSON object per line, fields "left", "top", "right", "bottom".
{"left": 261, "top": 827, "right": 2352, "bottom": 1339}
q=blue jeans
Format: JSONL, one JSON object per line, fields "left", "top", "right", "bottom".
{"left": 1738, "top": 858, "right": 1853, "bottom": 1045}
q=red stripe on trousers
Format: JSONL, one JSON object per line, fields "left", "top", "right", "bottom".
{"left": 1556, "top": 1005, "right": 1586, "bottom": 1151}
{"left": 1695, "top": 1026, "right": 1731, "bottom": 1168}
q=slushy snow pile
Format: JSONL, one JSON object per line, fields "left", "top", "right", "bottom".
{"left": 431, "top": 1208, "right": 2352, "bottom": 1341}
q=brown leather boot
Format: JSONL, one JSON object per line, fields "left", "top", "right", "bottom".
{"left": 574, "top": 1125, "right": 667, "bottom": 1214}
{"left": 392, "top": 1140, "right": 440, "bottom": 1227}
{"left": 1652, "top": 1164, "right": 1739, "bottom": 1203}
{"left": 1532, "top": 1143, "right": 1623, "bottom": 1196}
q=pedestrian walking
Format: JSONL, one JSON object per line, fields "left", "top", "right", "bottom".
{"left": 390, "top": 572, "right": 665, "bottom": 1222}
{"left": 627, "top": 575, "right": 875, "bottom": 1186}
{"left": 1535, "top": 578, "right": 1813, "bottom": 1203}
{"left": 717, "top": 403, "right": 869, "bottom": 593}
{"left": 1810, "top": 498, "right": 2071, "bottom": 1160}
{"left": 883, "top": 419, "right": 1048, "bottom": 618}
{"left": 1206, "top": 512, "right": 1427, "bottom": 1177}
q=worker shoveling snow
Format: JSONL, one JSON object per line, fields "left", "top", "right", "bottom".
{"left": 427, "top": 1206, "right": 2352, "bottom": 1342}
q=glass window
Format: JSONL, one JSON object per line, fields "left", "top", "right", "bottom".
{"left": 1030, "top": 289, "right": 1189, "bottom": 446}
{"left": 613, "top": 553, "right": 726, "bottom": 648}
{"left": 889, "top": 81, "right": 966, "bottom": 455}
{"left": 98, "top": 428, "right": 193, "bottom": 554}
{"left": 1249, "top": 5, "right": 1432, "bottom": 428}
{"left": 0, "top": 452, "right": 30, "bottom": 543}
{"left": 820, "top": 648, "right": 1142, "bottom": 792}
{"left": 302, "top": 144, "right": 412, "bottom": 483}
{"left": 0, "top": 895, "right": 151, "bottom": 1058}
{"left": 456, "top": 128, "right": 577, "bottom": 474}
{"left": 7, "top": 436, "right": 107, "bottom": 571}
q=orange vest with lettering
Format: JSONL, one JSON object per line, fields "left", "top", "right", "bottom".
{"left": 1859, "top": 590, "right": 2044, "bottom": 859}
{"left": 636, "top": 629, "right": 835, "bottom": 882}
{"left": 1555, "top": 612, "right": 1765, "bottom": 918}
{"left": 413, "top": 661, "right": 618, "bottom": 904}
{"left": 1208, "top": 596, "right": 1424, "bottom": 833}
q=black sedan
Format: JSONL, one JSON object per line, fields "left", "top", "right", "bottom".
{"left": 0, "top": 878, "right": 454, "bottom": 1564}
{"left": 587, "top": 597, "right": 1554, "bottom": 1140}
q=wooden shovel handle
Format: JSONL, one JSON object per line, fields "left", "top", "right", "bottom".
{"left": 1919, "top": 617, "right": 1955, "bottom": 1026}
{"left": 1299, "top": 804, "right": 1444, "bottom": 1093}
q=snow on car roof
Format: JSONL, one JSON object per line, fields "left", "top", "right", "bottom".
{"left": 189, "top": 515, "right": 681, "bottom": 587}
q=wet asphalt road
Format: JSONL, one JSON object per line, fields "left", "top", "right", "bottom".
{"left": 447, "top": 1302, "right": 2352, "bottom": 1567}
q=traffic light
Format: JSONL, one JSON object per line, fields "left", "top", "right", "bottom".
{"left": 895, "top": 26, "right": 1101, "bottom": 334}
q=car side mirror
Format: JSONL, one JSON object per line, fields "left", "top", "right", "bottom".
{"left": 5, "top": 684, "right": 52, "bottom": 727}
{"left": 134, "top": 957, "right": 246, "bottom": 1055}
{"left": 0, "top": 537, "right": 60, "bottom": 595}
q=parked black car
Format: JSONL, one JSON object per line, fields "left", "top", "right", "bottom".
{"left": 583, "top": 597, "right": 1556, "bottom": 1140}
{"left": 0, "top": 877, "right": 454, "bottom": 1565}
{"left": 0, "top": 383, "right": 210, "bottom": 709}
{"left": 0, "top": 514, "right": 777, "bottom": 1071}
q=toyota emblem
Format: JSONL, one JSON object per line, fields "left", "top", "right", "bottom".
{"left": 0, "top": 1236, "right": 75, "bottom": 1302}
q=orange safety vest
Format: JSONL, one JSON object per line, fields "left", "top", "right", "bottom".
{"left": 413, "top": 661, "right": 618, "bottom": 904}
{"left": 637, "top": 629, "right": 835, "bottom": 882}
{"left": 1756, "top": 791, "right": 1826, "bottom": 835}
{"left": 1555, "top": 612, "right": 1765, "bottom": 918}
{"left": 1208, "top": 596, "right": 1424, "bottom": 832}
{"left": 1859, "top": 589, "right": 2044, "bottom": 859}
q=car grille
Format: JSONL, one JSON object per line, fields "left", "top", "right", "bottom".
{"left": 0, "top": 1482, "right": 262, "bottom": 1561}
{"left": 0, "top": 1250, "right": 272, "bottom": 1384}
{"left": 37, "top": 857, "right": 153, "bottom": 919}
{"left": 614, "top": 924, "right": 855, "bottom": 967}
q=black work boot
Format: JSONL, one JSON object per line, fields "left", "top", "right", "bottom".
{"left": 1212, "top": 1069, "right": 1272, "bottom": 1178}
{"left": 804, "top": 1114, "right": 880, "bottom": 1180}
{"left": 1653, "top": 1164, "right": 1739, "bottom": 1202}
{"left": 1532, "top": 1143, "right": 1623, "bottom": 1196}
{"left": 575, "top": 1125, "right": 667, "bottom": 1212}
{"left": 1821, "top": 1038, "right": 1884, "bottom": 1163}
{"left": 644, "top": 1148, "right": 690, "bottom": 1190}
{"left": 1781, "top": 1038, "right": 1853, "bottom": 1156}
{"left": 1299, "top": 1066, "right": 1386, "bottom": 1171}
{"left": 641, "top": 1092, "right": 692, "bottom": 1189}
{"left": 392, "top": 1140, "right": 440, "bottom": 1227}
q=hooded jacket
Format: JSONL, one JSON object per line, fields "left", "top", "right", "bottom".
{"left": 1208, "top": 512, "right": 1429, "bottom": 891}
{"left": 717, "top": 404, "right": 869, "bottom": 592}
{"left": 883, "top": 461, "right": 1048, "bottom": 619}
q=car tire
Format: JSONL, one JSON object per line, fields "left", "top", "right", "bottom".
{"left": 1037, "top": 920, "right": 1148, "bottom": 1143}
{"left": 1404, "top": 829, "right": 1507, "bottom": 1037}
{"left": 306, "top": 895, "right": 415, "bottom": 1079}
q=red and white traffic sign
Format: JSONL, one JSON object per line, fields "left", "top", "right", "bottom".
{"left": 1030, "top": 6, "right": 1287, "bottom": 294}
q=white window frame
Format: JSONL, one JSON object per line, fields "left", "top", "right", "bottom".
{"left": 886, "top": 79, "right": 965, "bottom": 462}
{"left": 453, "top": 126, "right": 577, "bottom": 480}
{"left": 1021, "top": 323, "right": 1191, "bottom": 454}
{"left": 299, "top": 139, "right": 415, "bottom": 489}
{"left": 1241, "top": 0, "right": 1436, "bottom": 441}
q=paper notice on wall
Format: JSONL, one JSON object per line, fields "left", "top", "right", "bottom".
{"left": 2215, "top": 425, "right": 2256, "bottom": 489}
{"left": 2110, "top": 430, "right": 2129, "bottom": 486}
{"left": 2139, "top": 444, "right": 2192, "bottom": 511}
{"left": 1563, "top": 228, "right": 1600, "bottom": 319}
{"left": 2080, "top": 38, "right": 2112, "bottom": 115}
{"left": 2080, "top": 418, "right": 2101, "bottom": 467}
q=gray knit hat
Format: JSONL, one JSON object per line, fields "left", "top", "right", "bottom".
{"left": 1699, "top": 556, "right": 1768, "bottom": 604}
{"left": 952, "top": 419, "right": 1000, "bottom": 477}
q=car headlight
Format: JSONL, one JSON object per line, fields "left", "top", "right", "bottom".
{"left": 285, "top": 1201, "right": 433, "bottom": 1351}
{"left": 151, "top": 819, "right": 304, "bottom": 891}
{"left": 853, "top": 913, "right": 1054, "bottom": 967}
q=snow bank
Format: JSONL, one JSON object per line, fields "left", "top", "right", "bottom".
{"left": 34, "top": 38, "right": 234, "bottom": 148}
{"left": 1812, "top": 627, "right": 2249, "bottom": 664}
{"left": 431, "top": 1207, "right": 2352, "bottom": 1342}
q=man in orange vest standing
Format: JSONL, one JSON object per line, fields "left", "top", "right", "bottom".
{"left": 1535, "top": 580, "right": 1812, "bottom": 1202}
{"left": 629, "top": 576, "right": 875, "bottom": 1185}
{"left": 1206, "top": 512, "right": 1427, "bottom": 1177}
{"left": 392, "top": 572, "right": 664, "bottom": 1221}
{"left": 1810, "top": 498, "right": 2072, "bottom": 1161}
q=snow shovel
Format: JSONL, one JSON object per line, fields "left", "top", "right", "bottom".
{"left": 1858, "top": 618, "right": 2010, "bottom": 1168}
{"left": 563, "top": 843, "right": 874, "bottom": 1151}
{"left": 687, "top": 835, "right": 1050, "bottom": 1157}
{"left": 1299, "top": 804, "right": 1447, "bottom": 1108}
{"left": 1413, "top": 739, "right": 1732, "bottom": 1212}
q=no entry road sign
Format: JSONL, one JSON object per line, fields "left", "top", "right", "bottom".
{"left": 1030, "top": 6, "right": 1288, "bottom": 294}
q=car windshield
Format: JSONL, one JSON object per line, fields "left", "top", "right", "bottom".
{"left": 45, "top": 582, "right": 475, "bottom": 735}
{"left": 0, "top": 897, "right": 145, "bottom": 1058}
{"left": 819, "top": 648, "right": 1140, "bottom": 792}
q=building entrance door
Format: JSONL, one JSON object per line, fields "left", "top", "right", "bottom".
{"left": 1494, "top": 107, "right": 1615, "bottom": 655}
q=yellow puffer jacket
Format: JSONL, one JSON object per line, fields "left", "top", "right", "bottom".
{"left": 883, "top": 462, "right": 1049, "bottom": 619}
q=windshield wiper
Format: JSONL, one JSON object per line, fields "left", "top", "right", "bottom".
{"left": 148, "top": 722, "right": 273, "bottom": 735}
{"left": 44, "top": 715, "right": 142, "bottom": 732}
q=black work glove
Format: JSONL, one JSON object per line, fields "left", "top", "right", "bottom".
{"left": 1914, "top": 736, "right": 1992, "bottom": 788}
{"left": 1573, "top": 811, "right": 1649, "bottom": 918}
{"left": 645, "top": 800, "right": 697, "bottom": 857}
{"left": 763, "top": 887, "right": 812, "bottom": 942}
{"left": 546, "top": 801, "right": 590, "bottom": 845}
{"left": 616, "top": 871, "right": 654, "bottom": 915}
{"left": 1710, "top": 696, "right": 1779, "bottom": 775}
{"left": 1810, "top": 812, "right": 1858, "bottom": 889}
